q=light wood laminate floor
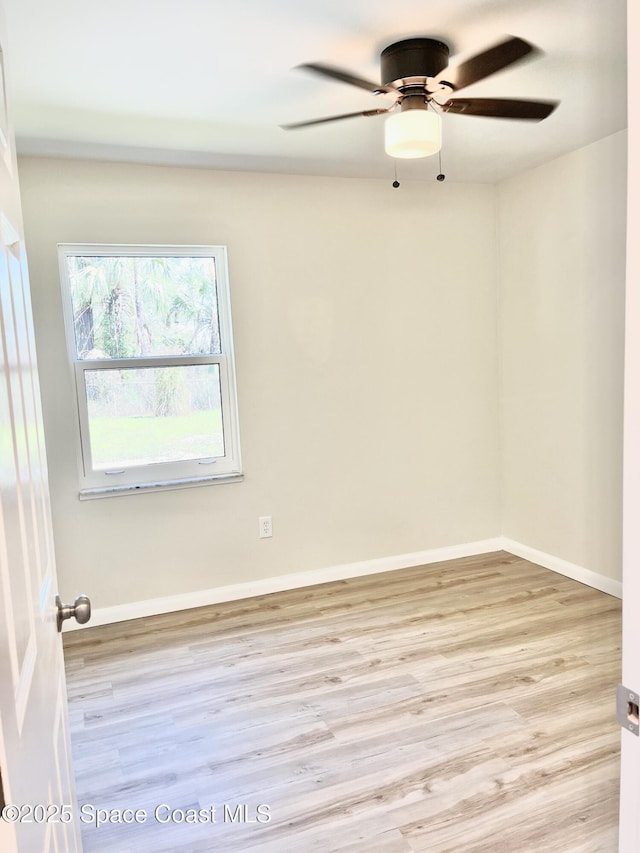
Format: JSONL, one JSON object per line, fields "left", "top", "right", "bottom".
{"left": 62, "top": 551, "right": 621, "bottom": 853}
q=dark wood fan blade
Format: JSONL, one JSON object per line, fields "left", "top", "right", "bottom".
{"left": 439, "top": 36, "right": 538, "bottom": 91}
{"left": 297, "top": 62, "right": 399, "bottom": 96}
{"left": 280, "top": 108, "right": 390, "bottom": 129}
{"left": 441, "top": 97, "right": 558, "bottom": 120}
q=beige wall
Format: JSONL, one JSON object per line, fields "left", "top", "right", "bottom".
{"left": 18, "top": 133, "right": 627, "bottom": 607}
{"left": 17, "top": 158, "right": 501, "bottom": 608}
{"left": 498, "top": 130, "right": 627, "bottom": 580}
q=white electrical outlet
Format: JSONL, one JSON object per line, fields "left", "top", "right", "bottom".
{"left": 259, "top": 516, "right": 272, "bottom": 538}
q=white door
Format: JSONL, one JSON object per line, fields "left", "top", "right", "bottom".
{"left": 0, "top": 5, "right": 82, "bottom": 852}
{"left": 619, "top": 3, "right": 640, "bottom": 850}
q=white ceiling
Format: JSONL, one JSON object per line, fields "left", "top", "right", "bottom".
{"left": 3, "top": 0, "right": 628, "bottom": 183}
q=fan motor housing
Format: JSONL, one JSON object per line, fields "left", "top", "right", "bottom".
{"left": 381, "top": 38, "right": 450, "bottom": 87}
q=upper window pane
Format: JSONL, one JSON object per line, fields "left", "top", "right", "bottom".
{"left": 65, "top": 255, "right": 221, "bottom": 359}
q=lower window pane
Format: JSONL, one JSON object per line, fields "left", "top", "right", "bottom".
{"left": 84, "top": 365, "right": 224, "bottom": 470}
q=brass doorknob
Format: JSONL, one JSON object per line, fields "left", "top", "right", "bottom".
{"left": 56, "top": 594, "right": 91, "bottom": 632}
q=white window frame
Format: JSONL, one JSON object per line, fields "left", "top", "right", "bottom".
{"left": 58, "top": 243, "right": 242, "bottom": 497}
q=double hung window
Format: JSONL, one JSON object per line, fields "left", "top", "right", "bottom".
{"left": 58, "top": 244, "right": 241, "bottom": 495}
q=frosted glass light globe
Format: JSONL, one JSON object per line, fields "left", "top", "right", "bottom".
{"left": 385, "top": 109, "right": 441, "bottom": 159}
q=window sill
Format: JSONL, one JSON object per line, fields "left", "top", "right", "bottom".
{"left": 78, "top": 472, "right": 244, "bottom": 500}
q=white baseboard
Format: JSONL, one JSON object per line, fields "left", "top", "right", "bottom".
{"left": 501, "top": 538, "right": 622, "bottom": 599}
{"left": 65, "top": 534, "right": 622, "bottom": 631}
{"left": 64, "top": 537, "right": 504, "bottom": 630}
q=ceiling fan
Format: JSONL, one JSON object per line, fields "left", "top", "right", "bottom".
{"left": 281, "top": 36, "right": 558, "bottom": 159}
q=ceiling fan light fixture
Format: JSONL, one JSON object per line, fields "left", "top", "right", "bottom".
{"left": 384, "top": 108, "right": 441, "bottom": 159}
